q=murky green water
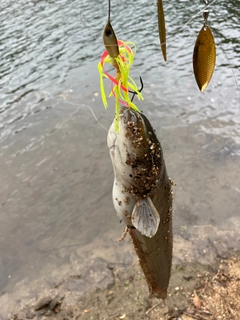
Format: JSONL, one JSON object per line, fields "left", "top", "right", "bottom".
{"left": 0, "top": 0, "right": 240, "bottom": 306}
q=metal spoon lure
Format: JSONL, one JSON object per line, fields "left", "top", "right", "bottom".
{"left": 193, "top": 0, "right": 216, "bottom": 92}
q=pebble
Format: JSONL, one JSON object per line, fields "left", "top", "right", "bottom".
{"left": 35, "top": 296, "right": 52, "bottom": 311}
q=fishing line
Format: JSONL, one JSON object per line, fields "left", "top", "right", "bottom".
{"left": 162, "top": 0, "right": 240, "bottom": 163}
{"left": 163, "top": 0, "right": 218, "bottom": 46}
{"left": 215, "top": 35, "right": 240, "bottom": 109}
{"left": 79, "top": 10, "right": 99, "bottom": 42}
{"left": 79, "top": 0, "right": 239, "bottom": 160}
{"left": 79, "top": 0, "right": 120, "bottom": 48}
{"left": 181, "top": 35, "right": 240, "bottom": 161}
{"left": 190, "top": 43, "right": 239, "bottom": 157}
{"left": 80, "top": 0, "right": 219, "bottom": 48}
{"left": 63, "top": 100, "right": 109, "bottom": 132}
{"left": 167, "top": 140, "right": 233, "bottom": 167}
{"left": 108, "top": 0, "right": 110, "bottom": 21}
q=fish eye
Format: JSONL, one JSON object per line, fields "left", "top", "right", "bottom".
{"left": 105, "top": 29, "right": 112, "bottom": 37}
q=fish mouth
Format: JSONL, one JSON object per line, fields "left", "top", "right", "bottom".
{"left": 119, "top": 106, "right": 149, "bottom": 148}
{"left": 118, "top": 106, "right": 159, "bottom": 153}
{"left": 108, "top": 106, "right": 149, "bottom": 151}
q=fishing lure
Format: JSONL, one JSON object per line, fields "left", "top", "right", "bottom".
{"left": 102, "top": 1, "right": 119, "bottom": 60}
{"left": 157, "top": 0, "right": 167, "bottom": 62}
{"left": 193, "top": 1, "right": 216, "bottom": 92}
{"left": 98, "top": 0, "right": 143, "bottom": 131}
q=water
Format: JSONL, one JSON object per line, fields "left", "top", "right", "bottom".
{"left": 0, "top": 0, "right": 240, "bottom": 309}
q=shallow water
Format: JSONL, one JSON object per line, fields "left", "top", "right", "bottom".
{"left": 0, "top": 0, "right": 240, "bottom": 306}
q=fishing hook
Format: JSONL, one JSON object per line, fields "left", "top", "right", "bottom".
{"left": 129, "top": 76, "right": 144, "bottom": 102}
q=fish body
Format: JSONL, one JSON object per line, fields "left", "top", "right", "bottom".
{"left": 107, "top": 106, "right": 173, "bottom": 299}
{"left": 193, "top": 25, "right": 216, "bottom": 92}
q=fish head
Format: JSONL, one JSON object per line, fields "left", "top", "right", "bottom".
{"left": 108, "top": 106, "right": 163, "bottom": 197}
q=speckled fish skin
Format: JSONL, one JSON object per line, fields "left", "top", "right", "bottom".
{"left": 193, "top": 25, "right": 216, "bottom": 92}
{"left": 107, "top": 106, "right": 173, "bottom": 299}
{"left": 157, "top": 0, "right": 167, "bottom": 62}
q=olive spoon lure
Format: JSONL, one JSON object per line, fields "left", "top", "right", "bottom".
{"left": 157, "top": 0, "right": 167, "bottom": 62}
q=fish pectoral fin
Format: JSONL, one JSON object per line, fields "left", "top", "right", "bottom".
{"left": 131, "top": 197, "right": 160, "bottom": 238}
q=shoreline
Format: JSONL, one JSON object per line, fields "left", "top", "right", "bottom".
{"left": 7, "top": 252, "right": 240, "bottom": 320}
{"left": 3, "top": 221, "right": 240, "bottom": 320}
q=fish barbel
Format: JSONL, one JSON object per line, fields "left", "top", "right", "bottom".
{"left": 107, "top": 106, "right": 173, "bottom": 299}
